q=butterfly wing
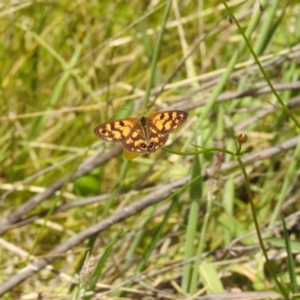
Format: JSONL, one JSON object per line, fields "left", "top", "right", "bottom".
{"left": 94, "top": 110, "right": 188, "bottom": 154}
{"left": 148, "top": 133, "right": 169, "bottom": 152}
{"left": 121, "top": 127, "right": 169, "bottom": 154}
{"left": 94, "top": 118, "right": 138, "bottom": 142}
{"left": 148, "top": 110, "right": 188, "bottom": 135}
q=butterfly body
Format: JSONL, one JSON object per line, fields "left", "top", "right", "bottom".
{"left": 94, "top": 110, "right": 188, "bottom": 154}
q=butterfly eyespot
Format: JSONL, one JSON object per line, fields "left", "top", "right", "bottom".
{"left": 141, "top": 143, "right": 147, "bottom": 149}
{"left": 176, "top": 116, "right": 182, "bottom": 120}
{"left": 101, "top": 129, "right": 107, "bottom": 134}
{"left": 149, "top": 142, "right": 154, "bottom": 148}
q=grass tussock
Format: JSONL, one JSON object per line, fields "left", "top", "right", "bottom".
{"left": 0, "top": 1, "right": 300, "bottom": 299}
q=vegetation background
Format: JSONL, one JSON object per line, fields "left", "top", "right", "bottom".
{"left": 0, "top": 0, "right": 300, "bottom": 299}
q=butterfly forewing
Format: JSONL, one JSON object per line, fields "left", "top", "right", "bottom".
{"left": 148, "top": 110, "right": 188, "bottom": 135}
{"left": 94, "top": 118, "right": 138, "bottom": 142}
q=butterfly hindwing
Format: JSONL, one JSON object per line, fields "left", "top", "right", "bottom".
{"left": 121, "top": 127, "right": 147, "bottom": 153}
{"left": 121, "top": 130, "right": 169, "bottom": 153}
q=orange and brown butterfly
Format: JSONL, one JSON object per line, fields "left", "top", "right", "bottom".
{"left": 94, "top": 110, "right": 188, "bottom": 156}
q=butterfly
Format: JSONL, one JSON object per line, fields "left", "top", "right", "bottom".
{"left": 94, "top": 110, "right": 188, "bottom": 154}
